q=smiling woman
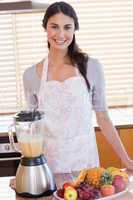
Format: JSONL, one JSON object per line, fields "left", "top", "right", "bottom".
{"left": 21, "top": 1, "right": 133, "bottom": 174}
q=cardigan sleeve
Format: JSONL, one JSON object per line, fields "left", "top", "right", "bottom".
{"left": 87, "top": 58, "right": 108, "bottom": 112}
{"left": 23, "top": 66, "right": 39, "bottom": 110}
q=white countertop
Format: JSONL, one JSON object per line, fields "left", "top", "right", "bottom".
{"left": 1, "top": 172, "right": 133, "bottom": 200}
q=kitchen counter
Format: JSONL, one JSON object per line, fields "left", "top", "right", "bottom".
{"left": 0, "top": 108, "right": 133, "bottom": 133}
{"left": 1, "top": 171, "right": 133, "bottom": 200}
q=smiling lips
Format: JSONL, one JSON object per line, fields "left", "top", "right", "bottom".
{"left": 54, "top": 39, "right": 67, "bottom": 45}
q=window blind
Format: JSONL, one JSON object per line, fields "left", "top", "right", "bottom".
{"left": 0, "top": 0, "right": 133, "bottom": 114}
{"left": 0, "top": 12, "right": 47, "bottom": 113}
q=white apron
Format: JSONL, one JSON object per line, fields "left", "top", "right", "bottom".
{"left": 38, "top": 57, "right": 99, "bottom": 173}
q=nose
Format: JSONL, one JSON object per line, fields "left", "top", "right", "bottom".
{"left": 57, "top": 28, "right": 65, "bottom": 38}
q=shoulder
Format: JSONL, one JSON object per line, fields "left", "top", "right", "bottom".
{"left": 23, "top": 65, "right": 35, "bottom": 76}
{"left": 87, "top": 57, "right": 103, "bottom": 73}
{"left": 23, "top": 65, "right": 36, "bottom": 82}
{"left": 86, "top": 57, "right": 105, "bottom": 85}
{"left": 23, "top": 58, "right": 44, "bottom": 81}
{"left": 23, "top": 63, "right": 41, "bottom": 93}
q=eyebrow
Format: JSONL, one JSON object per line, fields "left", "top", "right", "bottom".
{"left": 49, "top": 23, "right": 72, "bottom": 26}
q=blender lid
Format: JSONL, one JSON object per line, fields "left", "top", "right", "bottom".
{"left": 14, "top": 110, "right": 44, "bottom": 122}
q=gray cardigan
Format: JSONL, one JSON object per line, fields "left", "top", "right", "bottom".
{"left": 23, "top": 57, "right": 107, "bottom": 112}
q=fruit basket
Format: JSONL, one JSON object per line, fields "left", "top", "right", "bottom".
{"left": 54, "top": 167, "right": 129, "bottom": 200}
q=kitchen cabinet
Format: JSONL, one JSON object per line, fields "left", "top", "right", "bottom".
{"left": 119, "top": 128, "right": 133, "bottom": 168}
{"left": 95, "top": 127, "right": 133, "bottom": 168}
{"left": 95, "top": 130, "right": 121, "bottom": 168}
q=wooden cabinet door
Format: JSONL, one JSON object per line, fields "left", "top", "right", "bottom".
{"left": 119, "top": 128, "right": 133, "bottom": 167}
{"left": 96, "top": 130, "right": 121, "bottom": 168}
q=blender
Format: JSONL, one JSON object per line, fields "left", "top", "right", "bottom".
{"left": 8, "top": 110, "right": 56, "bottom": 198}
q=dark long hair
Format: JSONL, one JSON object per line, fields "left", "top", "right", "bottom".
{"left": 42, "top": 1, "right": 90, "bottom": 90}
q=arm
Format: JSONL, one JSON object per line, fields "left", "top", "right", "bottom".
{"left": 96, "top": 111, "right": 133, "bottom": 170}
{"left": 23, "top": 67, "right": 38, "bottom": 110}
{"left": 87, "top": 58, "right": 133, "bottom": 170}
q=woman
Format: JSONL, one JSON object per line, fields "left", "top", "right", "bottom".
{"left": 23, "top": 1, "right": 133, "bottom": 173}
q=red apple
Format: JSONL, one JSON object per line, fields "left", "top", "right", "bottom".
{"left": 63, "top": 182, "right": 74, "bottom": 190}
{"left": 64, "top": 187, "right": 78, "bottom": 200}
{"left": 113, "top": 175, "right": 126, "bottom": 192}
{"left": 101, "top": 184, "right": 115, "bottom": 197}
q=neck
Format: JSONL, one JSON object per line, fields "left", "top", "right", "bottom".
{"left": 48, "top": 48, "right": 69, "bottom": 67}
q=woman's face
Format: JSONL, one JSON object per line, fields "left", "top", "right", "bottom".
{"left": 45, "top": 12, "right": 75, "bottom": 51}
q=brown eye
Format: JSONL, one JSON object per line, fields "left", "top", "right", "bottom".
{"left": 64, "top": 26, "right": 71, "bottom": 30}
{"left": 51, "top": 26, "right": 58, "bottom": 29}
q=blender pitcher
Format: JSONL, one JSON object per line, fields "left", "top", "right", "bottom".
{"left": 8, "top": 110, "right": 56, "bottom": 198}
{"left": 8, "top": 110, "right": 44, "bottom": 157}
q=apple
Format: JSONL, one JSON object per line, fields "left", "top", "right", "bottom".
{"left": 112, "top": 175, "right": 126, "bottom": 192}
{"left": 64, "top": 186, "right": 78, "bottom": 200}
{"left": 101, "top": 184, "right": 115, "bottom": 197}
{"left": 63, "top": 182, "right": 74, "bottom": 190}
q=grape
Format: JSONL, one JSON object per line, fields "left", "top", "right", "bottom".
{"left": 77, "top": 189, "right": 92, "bottom": 200}
{"left": 93, "top": 188, "right": 101, "bottom": 199}
{"left": 77, "top": 182, "right": 101, "bottom": 200}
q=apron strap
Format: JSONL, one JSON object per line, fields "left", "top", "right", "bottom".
{"left": 42, "top": 56, "right": 49, "bottom": 82}
{"left": 38, "top": 56, "right": 48, "bottom": 109}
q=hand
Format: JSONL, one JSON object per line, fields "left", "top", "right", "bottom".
{"left": 9, "top": 178, "right": 16, "bottom": 189}
{"left": 124, "top": 158, "right": 133, "bottom": 171}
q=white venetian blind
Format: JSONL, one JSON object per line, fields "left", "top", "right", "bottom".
{"left": 0, "top": 12, "right": 47, "bottom": 113}
{"left": 0, "top": 0, "right": 133, "bottom": 114}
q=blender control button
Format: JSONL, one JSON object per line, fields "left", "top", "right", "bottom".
{"left": 4, "top": 144, "right": 10, "bottom": 151}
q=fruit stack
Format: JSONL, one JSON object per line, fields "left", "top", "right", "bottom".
{"left": 56, "top": 167, "right": 129, "bottom": 200}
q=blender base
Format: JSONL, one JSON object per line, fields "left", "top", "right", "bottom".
{"left": 15, "top": 155, "right": 57, "bottom": 198}
{"left": 15, "top": 188, "right": 56, "bottom": 198}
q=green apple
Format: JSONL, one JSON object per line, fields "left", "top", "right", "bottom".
{"left": 64, "top": 186, "right": 78, "bottom": 200}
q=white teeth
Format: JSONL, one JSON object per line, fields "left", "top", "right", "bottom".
{"left": 55, "top": 40, "right": 65, "bottom": 44}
